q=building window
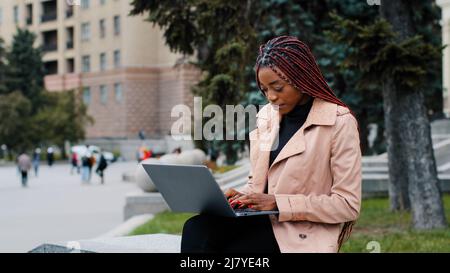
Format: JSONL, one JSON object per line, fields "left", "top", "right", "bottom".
{"left": 113, "top": 50, "right": 121, "bottom": 68}
{"left": 113, "top": 15, "right": 120, "bottom": 35}
{"left": 66, "top": 58, "right": 75, "bottom": 73}
{"left": 100, "top": 53, "right": 106, "bottom": 71}
{"left": 81, "top": 22, "right": 91, "bottom": 41}
{"left": 99, "top": 19, "right": 106, "bottom": 38}
{"left": 100, "top": 85, "right": 108, "bottom": 104}
{"left": 83, "top": 87, "right": 91, "bottom": 105}
{"left": 114, "top": 83, "right": 122, "bottom": 103}
{"left": 26, "top": 4, "right": 33, "bottom": 25}
{"left": 82, "top": 55, "right": 90, "bottom": 72}
{"left": 81, "top": 0, "right": 90, "bottom": 9}
{"left": 13, "top": 5, "right": 19, "bottom": 24}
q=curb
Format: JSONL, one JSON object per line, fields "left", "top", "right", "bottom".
{"left": 96, "top": 214, "right": 154, "bottom": 238}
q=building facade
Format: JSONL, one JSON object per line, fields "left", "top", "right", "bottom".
{"left": 0, "top": 0, "right": 200, "bottom": 140}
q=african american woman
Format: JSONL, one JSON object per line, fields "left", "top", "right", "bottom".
{"left": 181, "top": 36, "right": 362, "bottom": 253}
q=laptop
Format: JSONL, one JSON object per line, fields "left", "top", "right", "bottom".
{"left": 142, "top": 163, "right": 279, "bottom": 217}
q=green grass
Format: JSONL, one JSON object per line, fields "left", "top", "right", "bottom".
{"left": 129, "top": 195, "right": 450, "bottom": 252}
{"left": 340, "top": 194, "right": 450, "bottom": 253}
{"left": 129, "top": 211, "right": 195, "bottom": 236}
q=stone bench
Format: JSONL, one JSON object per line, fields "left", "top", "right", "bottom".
{"left": 30, "top": 234, "right": 181, "bottom": 253}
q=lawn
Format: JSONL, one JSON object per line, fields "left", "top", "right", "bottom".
{"left": 129, "top": 194, "right": 450, "bottom": 252}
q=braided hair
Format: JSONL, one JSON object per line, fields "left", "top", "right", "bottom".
{"left": 255, "top": 36, "right": 358, "bottom": 252}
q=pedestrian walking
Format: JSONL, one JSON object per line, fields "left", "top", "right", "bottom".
{"left": 47, "top": 147, "right": 54, "bottom": 167}
{"left": 17, "top": 152, "right": 32, "bottom": 187}
{"left": 32, "top": 148, "right": 41, "bottom": 177}
{"left": 95, "top": 153, "right": 108, "bottom": 184}
{"left": 81, "top": 153, "right": 90, "bottom": 184}
{"left": 71, "top": 152, "right": 80, "bottom": 175}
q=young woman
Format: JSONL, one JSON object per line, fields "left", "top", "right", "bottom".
{"left": 181, "top": 36, "right": 362, "bottom": 253}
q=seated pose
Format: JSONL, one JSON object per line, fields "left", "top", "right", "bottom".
{"left": 181, "top": 36, "right": 362, "bottom": 253}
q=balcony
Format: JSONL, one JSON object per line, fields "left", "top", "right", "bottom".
{"left": 41, "top": 12, "right": 57, "bottom": 23}
{"left": 42, "top": 44, "right": 57, "bottom": 52}
{"left": 41, "top": 0, "right": 57, "bottom": 23}
{"left": 44, "top": 60, "right": 58, "bottom": 75}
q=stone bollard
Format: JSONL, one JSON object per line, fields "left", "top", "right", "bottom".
{"left": 135, "top": 158, "right": 160, "bottom": 192}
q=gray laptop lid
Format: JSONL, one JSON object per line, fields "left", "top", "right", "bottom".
{"left": 142, "top": 163, "right": 237, "bottom": 217}
{"left": 142, "top": 163, "right": 279, "bottom": 217}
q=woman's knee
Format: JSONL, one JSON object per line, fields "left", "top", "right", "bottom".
{"left": 182, "top": 214, "right": 211, "bottom": 234}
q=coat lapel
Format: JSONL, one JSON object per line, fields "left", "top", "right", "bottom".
{"left": 267, "top": 98, "right": 338, "bottom": 170}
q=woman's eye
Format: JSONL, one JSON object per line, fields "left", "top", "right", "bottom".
{"left": 274, "top": 86, "right": 283, "bottom": 92}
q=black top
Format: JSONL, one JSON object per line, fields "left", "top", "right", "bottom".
{"left": 265, "top": 97, "right": 314, "bottom": 193}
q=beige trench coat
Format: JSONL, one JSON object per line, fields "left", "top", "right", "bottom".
{"left": 240, "top": 98, "right": 362, "bottom": 253}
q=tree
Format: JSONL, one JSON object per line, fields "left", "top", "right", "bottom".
{"left": 0, "top": 29, "right": 92, "bottom": 157}
{"left": 5, "top": 28, "right": 45, "bottom": 111}
{"left": 0, "top": 92, "right": 33, "bottom": 153}
{"left": 379, "top": 0, "right": 446, "bottom": 228}
{"left": 329, "top": 1, "right": 447, "bottom": 228}
{"left": 130, "top": 0, "right": 259, "bottom": 164}
{"left": 32, "top": 90, "right": 93, "bottom": 158}
{"left": 130, "top": 0, "right": 444, "bottom": 166}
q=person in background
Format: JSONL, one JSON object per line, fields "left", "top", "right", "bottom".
{"left": 81, "top": 153, "right": 90, "bottom": 184}
{"left": 17, "top": 152, "right": 32, "bottom": 187}
{"left": 88, "top": 153, "right": 96, "bottom": 182}
{"left": 138, "top": 129, "right": 146, "bottom": 140}
{"left": 47, "top": 147, "right": 54, "bottom": 167}
{"left": 71, "top": 152, "right": 80, "bottom": 175}
{"left": 95, "top": 153, "right": 108, "bottom": 185}
{"left": 32, "top": 148, "right": 41, "bottom": 177}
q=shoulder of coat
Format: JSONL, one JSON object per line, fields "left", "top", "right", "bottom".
{"left": 336, "top": 105, "right": 351, "bottom": 116}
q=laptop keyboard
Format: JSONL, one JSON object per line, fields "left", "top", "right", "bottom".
{"left": 234, "top": 208, "right": 258, "bottom": 213}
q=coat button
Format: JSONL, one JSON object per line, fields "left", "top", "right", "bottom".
{"left": 299, "top": 234, "right": 307, "bottom": 239}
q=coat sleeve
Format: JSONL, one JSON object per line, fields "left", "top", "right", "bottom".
{"left": 274, "top": 113, "right": 362, "bottom": 223}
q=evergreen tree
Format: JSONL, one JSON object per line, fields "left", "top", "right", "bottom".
{"left": 0, "top": 29, "right": 91, "bottom": 156}
{"left": 5, "top": 28, "right": 45, "bottom": 112}
{"left": 329, "top": 0, "right": 447, "bottom": 228}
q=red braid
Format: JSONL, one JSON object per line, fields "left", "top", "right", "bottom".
{"left": 255, "top": 36, "right": 359, "bottom": 252}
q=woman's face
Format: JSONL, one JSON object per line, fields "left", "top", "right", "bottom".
{"left": 258, "top": 67, "right": 310, "bottom": 115}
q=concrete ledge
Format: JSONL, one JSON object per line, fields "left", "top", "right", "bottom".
{"left": 29, "top": 234, "right": 181, "bottom": 253}
{"left": 124, "top": 191, "right": 169, "bottom": 220}
{"left": 97, "top": 214, "right": 154, "bottom": 238}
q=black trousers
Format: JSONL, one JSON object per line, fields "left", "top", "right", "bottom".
{"left": 181, "top": 214, "right": 280, "bottom": 253}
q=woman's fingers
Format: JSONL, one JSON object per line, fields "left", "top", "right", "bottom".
{"left": 232, "top": 194, "right": 275, "bottom": 211}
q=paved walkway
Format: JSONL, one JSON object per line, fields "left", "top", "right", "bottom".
{"left": 0, "top": 161, "right": 138, "bottom": 252}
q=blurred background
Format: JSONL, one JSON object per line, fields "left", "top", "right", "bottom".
{"left": 0, "top": 0, "right": 449, "bottom": 252}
